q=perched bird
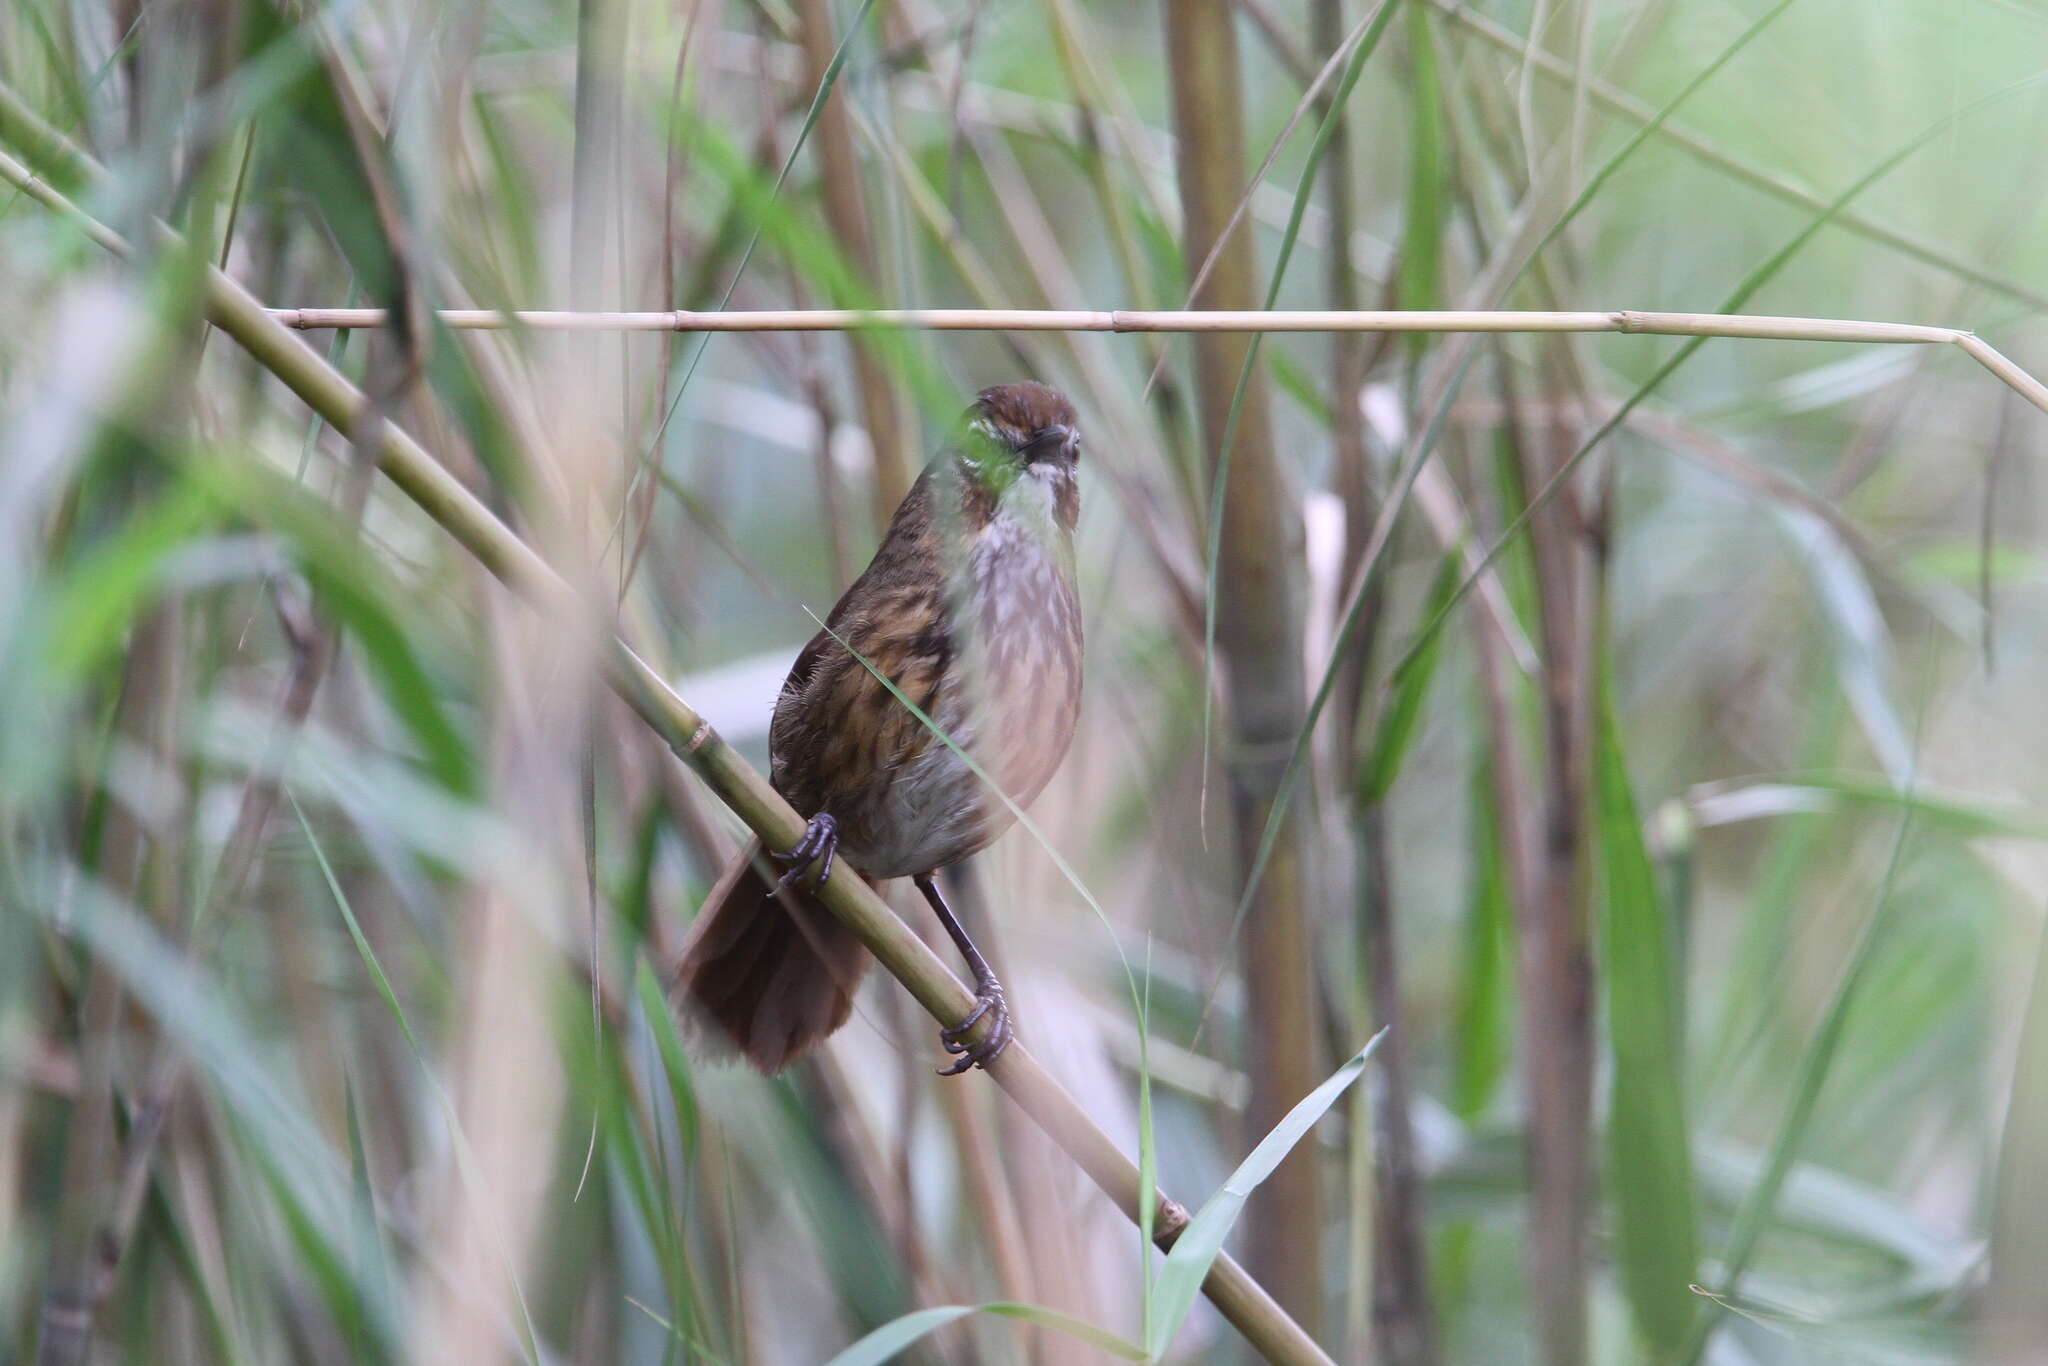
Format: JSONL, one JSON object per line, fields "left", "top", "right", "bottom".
{"left": 674, "top": 381, "right": 1085, "bottom": 1074}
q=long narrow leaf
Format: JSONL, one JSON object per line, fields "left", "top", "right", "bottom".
{"left": 1358, "top": 549, "right": 1462, "bottom": 803}
{"left": 1686, "top": 760, "right": 1924, "bottom": 1362}
{"left": 1594, "top": 651, "right": 1701, "bottom": 1357}
{"left": 1388, "top": 68, "right": 2048, "bottom": 687}
{"left": 1147, "top": 1030, "right": 1388, "bottom": 1359}
{"left": 824, "top": 1302, "right": 1144, "bottom": 1366}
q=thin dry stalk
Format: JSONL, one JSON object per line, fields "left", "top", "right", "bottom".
{"left": 37, "top": 604, "right": 181, "bottom": 1366}
{"left": 1352, "top": 802, "right": 1437, "bottom": 1366}
{"left": 1313, "top": 0, "right": 1437, "bottom": 1357}
{"left": 796, "top": 0, "right": 916, "bottom": 529}
{"left": 257, "top": 305, "right": 1968, "bottom": 342}
{"left": 253, "top": 304, "right": 2048, "bottom": 414}
{"left": 1165, "top": 0, "right": 1326, "bottom": 1334}
{"left": 1503, "top": 353, "right": 1601, "bottom": 1366}
{"left": 1240, "top": 0, "right": 1316, "bottom": 83}
{"left": 98, "top": 402, "right": 393, "bottom": 1301}
{"left": 1142, "top": 0, "right": 1386, "bottom": 404}
{"left": 1987, "top": 912, "right": 2048, "bottom": 1363}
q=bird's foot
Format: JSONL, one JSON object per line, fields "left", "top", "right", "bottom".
{"left": 938, "top": 976, "right": 1011, "bottom": 1075}
{"left": 769, "top": 812, "right": 839, "bottom": 892}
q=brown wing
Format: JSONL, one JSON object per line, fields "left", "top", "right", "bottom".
{"left": 768, "top": 467, "right": 954, "bottom": 818}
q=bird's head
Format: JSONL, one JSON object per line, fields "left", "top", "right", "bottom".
{"left": 967, "top": 381, "right": 1081, "bottom": 474}
{"left": 948, "top": 381, "right": 1083, "bottom": 532}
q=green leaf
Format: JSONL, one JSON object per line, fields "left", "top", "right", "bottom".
{"left": 1387, "top": 65, "right": 2048, "bottom": 688}
{"left": 634, "top": 957, "right": 700, "bottom": 1157}
{"left": 823, "top": 1303, "right": 1144, "bottom": 1366}
{"left": 1779, "top": 509, "right": 1909, "bottom": 784}
{"left": 41, "top": 476, "right": 218, "bottom": 680}
{"left": 1146, "top": 1030, "right": 1387, "bottom": 1360}
{"left": 342, "top": 1075, "right": 397, "bottom": 1365}
{"left": 1594, "top": 652, "right": 1701, "bottom": 1357}
{"left": 646, "top": 0, "right": 882, "bottom": 448}
{"left": 1399, "top": 2, "right": 1444, "bottom": 327}
{"left": 1357, "top": 549, "right": 1461, "bottom": 803}
{"left": 1687, "top": 774, "right": 2047, "bottom": 841}
{"left": 1687, "top": 757, "right": 1924, "bottom": 1363}
{"left": 1452, "top": 760, "right": 1513, "bottom": 1121}
{"left": 293, "top": 794, "right": 540, "bottom": 1362}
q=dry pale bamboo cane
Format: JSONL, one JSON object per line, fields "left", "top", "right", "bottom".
{"left": 264, "top": 304, "right": 1959, "bottom": 342}
{"left": 0, "top": 129, "right": 1338, "bottom": 1366}
{"left": 256, "top": 306, "right": 2048, "bottom": 416}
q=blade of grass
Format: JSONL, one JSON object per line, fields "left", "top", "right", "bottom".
{"left": 1429, "top": 0, "right": 2048, "bottom": 313}
{"left": 1357, "top": 549, "right": 1461, "bottom": 804}
{"left": 341, "top": 1076, "right": 397, "bottom": 1365}
{"left": 290, "top": 792, "right": 541, "bottom": 1364}
{"left": 1519, "top": 0, "right": 1803, "bottom": 275}
{"left": 1387, "top": 68, "right": 2048, "bottom": 691}
{"left": 1593, "top": 645, "right": 1701, "bottom": 1358}
{"left": 1683, "top": 744, "right": 1926, "bottom": 1363}
{"left": 1988, "top": 903, "right": 2048, "bottom": 1353}
{"left": 823, "top": 1302, "right": 1145, "bottom": 1366}
{"left": 27, "top": 867, "right": 399, "bottom": 1357}
{"left": 1147, "top": 1030, "right": 1388, "bottom": 1360}
{"left": 1195, "top": 344, "right": 1481, "bottom": 1043}
{"left": 1779, "top": 509, "right": 1911, "bottom": 785}
{"left": 1399, "top": 0, "right": 1445, "bottom": 357}
{"left": 643, "top": 0, "right": 879, "bottom": 457}
{"left": 1140, "top": 0, "right": 1394, "bottom": 405}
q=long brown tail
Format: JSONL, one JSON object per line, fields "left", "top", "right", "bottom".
{"left": 671, "top": 840, "right": 870, "bottom": 1072}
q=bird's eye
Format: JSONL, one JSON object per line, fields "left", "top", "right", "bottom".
{"left": 1021, "top": 425, "right": 1076, "bottom": 461}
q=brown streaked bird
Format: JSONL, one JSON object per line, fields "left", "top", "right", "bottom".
{"left": 674, "top": 381, "right": 1084, "bottom": 1074}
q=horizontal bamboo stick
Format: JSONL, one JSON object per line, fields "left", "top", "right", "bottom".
{"left": 270, "top": 304, "right": 1962, "bottom": 344}
{"left": 262, "top": 305, "right": 2048, "bottom": 414}
{"left": 0, "top": 98, "right": 1338, "bottom": 1366}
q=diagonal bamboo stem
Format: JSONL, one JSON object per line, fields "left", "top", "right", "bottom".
{"left": 0, "top": 100, "right": 1337, "bottom": 1366}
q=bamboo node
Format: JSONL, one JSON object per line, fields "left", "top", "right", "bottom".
{"left": 682, "top": 720, "right": 714, "bottom": 756}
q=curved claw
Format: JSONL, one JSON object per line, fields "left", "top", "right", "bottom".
{"left": 770, "top": 812, "right": 839, "bottom": 892}
{"left": 942, "top": 993, "right": 995, "bottom": 1040}
{"left": 937, "top": 983, "right": 1011, "bottom": 1075}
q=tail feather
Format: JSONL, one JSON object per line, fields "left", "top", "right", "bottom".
{"left": 672, "top": 840, "right": 870, "bottom": 1072}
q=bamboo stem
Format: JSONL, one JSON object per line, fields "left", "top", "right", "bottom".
{"left": 1165, "top": 0, "right": 1325, "bottom": 1333}
{"left": 0, "top": 94, "right": 1336, "bottom": 1366}
{"left": 795, "top": 0, "right": 917, "bottom": 527}
{"left": 260, "top": 304, "right": 1967, "bottom": 343}
{"left": 254, "top": 306, "right": 2048, "bottom": 418}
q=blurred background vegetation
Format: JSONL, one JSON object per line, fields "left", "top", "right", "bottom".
{"left": 4, "top": 0, "right": 2048, "bottom": 1362}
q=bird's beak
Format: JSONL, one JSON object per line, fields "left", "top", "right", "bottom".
{"left": 1023, "top": 425, "right": 1078, "bottom": 464}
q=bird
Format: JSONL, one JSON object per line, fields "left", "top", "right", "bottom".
{"left": 673, "top": 381, "right": 1085, "bottom": 1075}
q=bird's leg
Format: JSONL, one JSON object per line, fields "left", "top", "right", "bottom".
{"left": 768, "top": 812, "right": 839, "bottom": 892}
{"left": 916, "top": 873, "right": 1012, "bottom": 1074}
